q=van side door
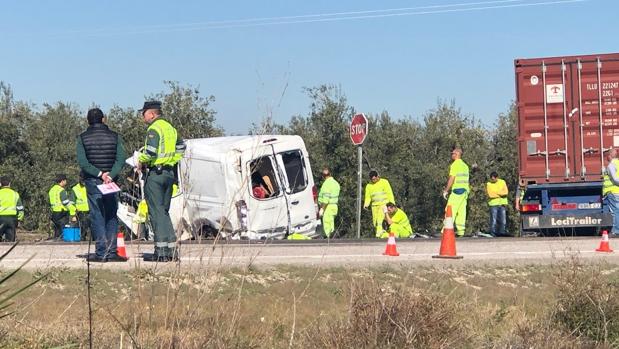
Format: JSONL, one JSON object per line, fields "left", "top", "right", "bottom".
{"left": 272, "top": 147, "right": 317, "bottom": 235}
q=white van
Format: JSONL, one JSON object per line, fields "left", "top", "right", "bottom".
{"left": 119, "top": 135, "right": 320, "bottom": 240}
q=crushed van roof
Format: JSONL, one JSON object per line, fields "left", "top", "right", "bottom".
{"left": 184, "top": 135, "right": 304, "bottom": 159}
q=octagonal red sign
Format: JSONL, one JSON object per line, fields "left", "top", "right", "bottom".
{"left": 350, "top": 113, "right": 368, "bottom": 145}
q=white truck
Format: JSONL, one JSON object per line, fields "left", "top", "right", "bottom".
{"left": 118, "top": 135, "right": 320, "bottom": 240}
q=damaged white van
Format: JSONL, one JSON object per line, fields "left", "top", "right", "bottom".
{"left": 119, "top": 135, "right": 320, "bottom": 240}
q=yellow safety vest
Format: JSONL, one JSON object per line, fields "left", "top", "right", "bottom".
{"left": 0, "top": 187, "right": 24, "bottom": 220}
{"left": 603, "top": 159, "right": 619, "bottom": 196}
{"left": 141, "top": 119, "right": 179, "bottom": 166}
{"left": 364, "top": 178, "right": 395, "bottom": 207}
{"left": 48, "top": 184, "right": 75, "bottom": 215}
{"left": 450, "top": 159, "right": 470, "bottom": 191}
{"left": 318, "top": 177, "right": 340, "bottom": 205}
{"left": 486, "top": 178, "right": 508, "bottom": 206}
{"left": 72, "top": 184, "right": 89, "bottom": 212}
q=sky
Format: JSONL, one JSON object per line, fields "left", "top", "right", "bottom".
{"left": 1, "top": 0, "right": 617, "bottom": 134}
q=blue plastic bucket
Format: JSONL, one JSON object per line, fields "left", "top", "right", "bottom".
{"left": 62, "top": 226, "right": 81, "bottom": 242}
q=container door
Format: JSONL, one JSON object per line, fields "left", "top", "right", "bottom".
{"left": 572, "top": 57, "right": 619, "bottom": 181}
{"left": 517, "top": 61, "right": 574, "bottom": 182}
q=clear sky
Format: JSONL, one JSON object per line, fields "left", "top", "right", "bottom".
{"left": 1, "top": 0, "right": 616, "bottom": 134}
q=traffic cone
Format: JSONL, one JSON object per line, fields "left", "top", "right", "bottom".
{"left": 117, "top": 232, "right": 129, "bottom": 259}
{"left": 432, "top": 205, "right": 463, "bottom": 259}
{"left": 595, "top": 230, "right": 614, "bottom": 253}
{"left": 383, "top": 232, "right": 400, "bottom": 256}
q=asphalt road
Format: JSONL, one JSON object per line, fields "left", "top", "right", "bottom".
{"left": 0, "top": 237, "right": 617, "bottom": 271}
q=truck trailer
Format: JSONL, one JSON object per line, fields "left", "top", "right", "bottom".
{"left": 515, "top": 52, "right": 619, "bottom": 235}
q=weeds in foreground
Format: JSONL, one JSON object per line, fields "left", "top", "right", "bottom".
{"left": 0, "top": 257, "right": 618, "bottom": 348}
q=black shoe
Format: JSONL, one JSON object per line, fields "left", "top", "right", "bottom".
{"left": 87, "top": 255, "right": 107, "bottom": 263}
{"left": 143, "top": 254, "right": 173, "bottom": 262}
{"left": 106, "top": 254, "right": 129, "bottom": 262}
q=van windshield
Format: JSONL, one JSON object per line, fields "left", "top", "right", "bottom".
{"left": 249, "top": 156, "right": 280, "bottom": 199}
{"left": 279, "top": 150, "right": 308, "bottom": 194}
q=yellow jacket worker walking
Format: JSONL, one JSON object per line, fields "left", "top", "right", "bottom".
{"left": 364, "top": 170, "right": 395, "bottom": 237}
{"left": 317, "top": 168, "right": 340, "bottom": 238}
{"left": 442, "top": 148, "right": 470, "bottom": 236}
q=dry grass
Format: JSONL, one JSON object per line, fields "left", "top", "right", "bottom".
{"left": 0, "top": 260, "right": 617, "bottom": 348}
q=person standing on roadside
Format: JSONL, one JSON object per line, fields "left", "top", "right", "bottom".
{"left": 363, "top": 170, "right": 395, "bottom": 238}
{"left": 136, "top": 101, "right": 185, "bottom": 262}
{"left": 603, "top": 148, "right": 619, "bottom": 237}
{"left": 76, "top": 108, "right": 127, "bottom": 262}
{"left": 317, "top": 168, "right": 340, "bottom": 238}
{"left": 486, "top": 171, "right": 509, "bottom": 237}
{"left": 442, "top": 147, "right": 470, "bottom": 237}
{"left": 0, "top": 176, "right": 24, "bottom": 242}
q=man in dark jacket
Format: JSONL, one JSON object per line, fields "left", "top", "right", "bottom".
{"left": 76, "top": 108, "right": 126, "bottom": 262}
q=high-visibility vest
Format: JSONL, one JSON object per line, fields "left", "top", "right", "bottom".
{"left": 0, "top": 187, "right": 24, "bottom": 220}
{"left": 318, "top": 177, "right": 340, "bottom": 205}
{"left": 603, "top": 159, "right": 619, "bottom": 196}
{"left": 142, "top": 119, "right": 179, "bottom": 166}
{"left": 364, "top": 178, "right": 395, "bottom": 207}
{"left": 49, "top": 184, "right": 75, "bottom": 215}
{"left": 486, "top": 178, "right": 509, "bottom": 206}
{"left": 72, "top": 183, "right": 89, "bottom": 212}
{"left": 450, "top": 159, "right": 470, "bottom": 191}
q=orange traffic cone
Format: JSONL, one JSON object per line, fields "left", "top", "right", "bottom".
{"left": 383, "top": 232, "right": 400, "bottom": 256}
{"left": 595, "top": 230, "right": 614, "bottom": 253}
{"left": 432, "top": 205, "right": 463, "bottom": 259}
{"left": 117, "top": 232, "right": 129, "bottom": 259}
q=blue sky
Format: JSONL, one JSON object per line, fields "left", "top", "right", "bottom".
{"left": 1, "top": 0, "right": 615, "bottom": 134}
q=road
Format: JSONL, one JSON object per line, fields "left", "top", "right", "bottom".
{"left": 0, "top": 237, "right": 617, "bottom": 271}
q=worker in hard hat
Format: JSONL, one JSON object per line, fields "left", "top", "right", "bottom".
{"left": 363, "top": 170, "right": 394, "bottom": 237}
{"left": 382, "top": 202, "right": 412, "bottom": 239}
{"left": 317, "top": 168, "right": 340, "bottom": 238}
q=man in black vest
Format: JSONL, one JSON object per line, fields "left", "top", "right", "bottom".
{"left": 76, "top": 108, "right": 127, "bottom": 262}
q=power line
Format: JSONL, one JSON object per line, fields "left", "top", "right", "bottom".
{"left": 39, "top": 0, "right": 588, "bottom": 38}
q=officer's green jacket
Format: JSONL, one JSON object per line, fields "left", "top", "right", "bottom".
{"left": 318, "top": 177, "right": 340, "bottom": 206}
{"left": 49, "top": 184, "right": 76, "bottom": 216}
{"left": 0, "top": 187, "right": 24, "bottom": 221}
{"left": 138, "top": 118, "right": 185, "bottom": 166}
{"left": 603, "top": 158, "right": 619, "bottom": 196}
{"left": 71, "top": 183, "right": 89, "bottom": 212}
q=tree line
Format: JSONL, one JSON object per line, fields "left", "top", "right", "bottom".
{"left": 0, "top": 81, "right": 518, "bottom": 237}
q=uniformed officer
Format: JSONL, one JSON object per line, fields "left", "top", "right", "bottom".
{"left": 0, "top": 176, "right": 24, "bottom": 242}
{"left": 71, "top": 175, "right": 90, "bottom": 241}
{"left": 48, "top": 174, "right": 76, "bottom": 240}
{"left": 136, "top": 101, "right": 185, "bottom": 262}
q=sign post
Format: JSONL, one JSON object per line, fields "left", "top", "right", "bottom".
{"left": 350, "top": 113, "right": 369, "bottom": 239}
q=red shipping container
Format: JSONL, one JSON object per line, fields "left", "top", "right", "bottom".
{"left": 515, "top": 53, "right": 619, "bottom": 185}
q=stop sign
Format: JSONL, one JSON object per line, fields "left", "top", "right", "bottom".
{"left": 350, "top": 113, "right": 368, "bottom": 145}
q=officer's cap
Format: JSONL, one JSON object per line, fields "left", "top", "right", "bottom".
{"left": 138, "top": 100, "right": 162, "bottom": 113}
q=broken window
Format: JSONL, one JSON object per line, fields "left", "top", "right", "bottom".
{"left": 278, "top": 150, "right": 308, "bottom": 194}
{"left": 249, "top": 156, "right": 280, "bottom": 199}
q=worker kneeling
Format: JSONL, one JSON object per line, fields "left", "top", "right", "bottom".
{"left": 380, "top": 202, "right": 412, "bottom": 239}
